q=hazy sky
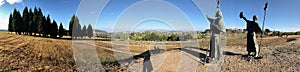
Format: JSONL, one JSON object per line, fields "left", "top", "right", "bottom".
{"left": 0, "top": 0, "right": 300, "bottom": 32}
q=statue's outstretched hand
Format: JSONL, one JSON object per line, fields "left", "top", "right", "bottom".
{"left": 239, "top": 12, "right": 244, "bottom": 18}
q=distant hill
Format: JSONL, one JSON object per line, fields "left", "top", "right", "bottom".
{"left": 94, "top": 29, "right": 108, "bottom": 33}
{"left": 0, "top": 29, "right": 8, "bottom": 32}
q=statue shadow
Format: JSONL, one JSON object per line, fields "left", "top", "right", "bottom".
{"left": 179, "top": 48, "right": 207, "bottom": 63}
{"left": 112, "top": 49, "right": 166, "bottom": 71}
{"left": 179, "top": 47, "right": 249, "bottom": 62}
{"left": 183, "top": 47, "right": 210, "bottom": 52}
{"left": 224, "top": 52, "right": 248, "bottom": 57}
{"left": 223, "top": 51, "right": 249, "bottom": 60}
{"left": 111, "top": 47, "right": 249, "bottom": 71}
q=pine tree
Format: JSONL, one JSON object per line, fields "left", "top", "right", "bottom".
{"left": 59, "top": 23, "right": 64, "bottom": 38}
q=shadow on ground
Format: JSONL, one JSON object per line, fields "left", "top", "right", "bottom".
{"left": 100, "top": 47, "right": 251, "bottom": 71}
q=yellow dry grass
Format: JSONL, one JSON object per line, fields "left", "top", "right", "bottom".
{"left": 0, "top": 32, "right": 120, "bottom": 71}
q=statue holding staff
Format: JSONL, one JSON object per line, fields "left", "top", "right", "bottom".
{"left": 239, "top": 12, "right": 262, "bottom": 58}
{"left": 205, "top": 0, "right": 226, "bottom": 62}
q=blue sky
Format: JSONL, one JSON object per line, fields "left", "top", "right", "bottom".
{"left": 0, "top": 0, "right": 80, "bottom": 30}
{"left": 0, "top": 0, "right": 300, "bottom": 32}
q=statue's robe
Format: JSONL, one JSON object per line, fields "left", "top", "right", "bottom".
{"left": 207, "top": 10, "right": 226, "bottom": 60}
{"left": 245, "top": 20, "right": 262, "bottom": 53}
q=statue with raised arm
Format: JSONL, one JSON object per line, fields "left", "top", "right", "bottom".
{"left": 217, "top": 0, "right": 221, "bottom": 9}
{"left": 206, "top": 6, "right": 226, "bottom": 62}
{"left": 239, "top": 12, "right": 262, "bottom": 58}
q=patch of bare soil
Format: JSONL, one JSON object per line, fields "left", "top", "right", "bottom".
{"left": 221, "top": 36, "right": 300, "bottom": 71}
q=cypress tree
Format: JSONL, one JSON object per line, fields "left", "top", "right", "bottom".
{"left": 8, "top": 13, "right": 14, "bottom": 34}
{"left": 28, "top": 8, "right": 34, "bottom": 36}
{"left": 45, "top": 15, "right": 51, "bottom": 37}
{"left": 33, "top": 7, "right": 38, "bottom": 36}
{"left": 87, "top": 24, "right": 93, "bottom": 39}
{"left": 51, "top": 20, "right": 58, "bottom": 38}
{"left": 22, "top": 7, "right": 29, "bottom": 35}
{"left": 71, "top": 16, "right": 80, "bottom": 39}
{"left": 82, "top": 25, "right": 87, "bottom": 38}
{"left": 37, "top": 8, "right": 44, "bottom": 36}
{"left": 77, "top": 23, "right": 81, "bottom": 39}
{"left": 41, "top": 16, "right": 47, "bottom": 37}
{"left": 69, "top": 15, "right": 75, "bottom": 37}
{"left": 12, "top": 9, "right": 22, "bottom": 35}
{"left": 59, "top": 23, "right": 64, "bottom": 38}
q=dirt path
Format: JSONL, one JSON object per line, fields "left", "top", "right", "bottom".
{"left": 123, "top": 36, "right": 300, "bottom": 72}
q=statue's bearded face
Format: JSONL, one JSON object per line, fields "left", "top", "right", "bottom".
{"left": 215, "top": 11, "right": 222, "bottom": 18}
{"left": 253, "top": 15, "right": 258, "bottom": 21}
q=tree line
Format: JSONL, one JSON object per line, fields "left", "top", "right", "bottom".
{"left": 8, "top": 7, "right": 94, "bottom": 39}
{"left": 129, "top": 32, "right": 193, "bottom": 41}
{"left": 68, "top": 15, "right": 93, "bottom": 39}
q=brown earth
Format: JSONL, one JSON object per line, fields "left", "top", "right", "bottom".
{"left": 0, "top": 32, "right": 300, "bottom": 71}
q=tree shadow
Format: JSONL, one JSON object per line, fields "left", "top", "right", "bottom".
{"left": 22, "top": 35, "right": 73, "bottom": 40}
{"left": 60, "top": 38, "right": 109, "bottom": 41}
{"left": 54, "top": 37, "right": 72, "bottom": 40}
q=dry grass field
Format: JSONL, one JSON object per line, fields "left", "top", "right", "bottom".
{"left": 0, "top": 32, "right": 300, "bottom": 71}
{"left": 0, "top": 32, "right": 75, "bottom": 71}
